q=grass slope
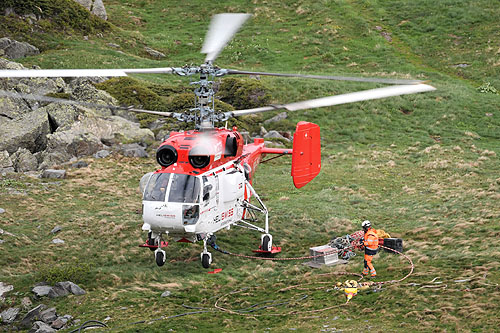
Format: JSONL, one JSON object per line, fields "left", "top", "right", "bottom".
{"left": 1, "top": 0, "right": 499, "bottom": 331}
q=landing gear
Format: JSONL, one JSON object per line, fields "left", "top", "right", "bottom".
{"left": 147, "top": 231, "right": 156, "bottom": 251}
{"left": 261, "top": 234, "right": 272, "bottom": 252}
{"left": 200, "top": 236, "right": 213, "bottom": 269}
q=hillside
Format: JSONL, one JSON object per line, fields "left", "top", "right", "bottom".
{"left": 1, "top": 0, "right": 499, "bottom": 332}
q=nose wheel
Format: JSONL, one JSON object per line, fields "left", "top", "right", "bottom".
{"left": 261, "top": 234, "right": 272, "bottom": 252}
{"left": 200, "top": 236, "right": 213, "bottom": 269}
{"left": 155, "top": 248, "right": 166, "bottom": 266}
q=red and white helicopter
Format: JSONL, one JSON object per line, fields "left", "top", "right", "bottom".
{"left": 0, "top": 14, "right": 435, "bottom": 268}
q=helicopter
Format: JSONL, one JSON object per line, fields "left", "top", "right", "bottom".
{"left": 0, "top": 13, "right": 435, "bottom": 268}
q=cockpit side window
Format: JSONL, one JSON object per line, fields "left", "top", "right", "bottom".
{"left": 168, "top": 174, "right": 201, "bottom": 203}
{"left": 143, "top": 173, "right": 171, "bottom": 202}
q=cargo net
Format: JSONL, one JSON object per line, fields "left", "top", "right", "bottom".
{"left": 328, "top": 231, "right": 365, "bottom": 261}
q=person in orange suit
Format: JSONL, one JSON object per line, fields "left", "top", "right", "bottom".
{"left": 361, "top": 220, "right": 379, "bottom": 277}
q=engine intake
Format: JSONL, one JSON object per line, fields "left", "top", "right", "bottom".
{"left": 189, "top": 146, "right": 211, "bottom": 169}
{"left": 156, "top": 145, "right": 178, "bottom": 167}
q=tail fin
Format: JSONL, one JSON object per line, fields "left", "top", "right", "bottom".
{"left": 291, "top": 121, "right": 321, "bottom": 188}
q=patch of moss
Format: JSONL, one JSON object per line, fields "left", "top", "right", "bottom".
{"left": 216, "top": 77, "right": 271, "bottom": 110}
{"left": 45, "top": 92, "right": 71, "bottom": 99}
{"left": 0, "top": 0, "right": 109, "bottom": 50}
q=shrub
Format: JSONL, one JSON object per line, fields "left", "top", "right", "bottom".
{"left": 216, "top": 77, "right": 271, "bottom": 110}
{"left": 37, "top": 261, "right": 94, "bottom": 285}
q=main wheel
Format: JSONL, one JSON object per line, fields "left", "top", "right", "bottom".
{"left": 155, "top": 251, "right": 165, "bottom": 267}
{"left": 262, "top": 235, "right": 271, "bottom": 252}
{"left": 201, "top": 253, "right": 211, "bottom": 269}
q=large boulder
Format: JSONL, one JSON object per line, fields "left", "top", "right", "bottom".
{"left": 11, "top": 148, "right": 38, "bottom": 172}
{"left": 42, "top": 103, "right": 83, "bottom": 130}
{"left": 0, "top": 109, "right": 50, "bottom": 154}
{"left": 91, "top": 0, "right": 108, "bottom": 20}
{"left": 70, "top": 80, "right": 116, "bottom": 117}
{"left": 74, "top": 0, "right": 92, "bottom": 10}
{"left": 0, "top": 37, "right": 40, "bottom": 59}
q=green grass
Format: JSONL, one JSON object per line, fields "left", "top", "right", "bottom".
{"left": 1, "top": 0, "right": 500, "bottom": 331}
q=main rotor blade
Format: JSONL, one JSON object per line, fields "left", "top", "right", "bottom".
{"left": 226, "top": 69, "right": 425, "bottom": 85}
{"left": 201, "top": 13, "right": 251, "bottom": 63}
{"left": 0, "top": 90, "right": 175, "bottom": 117}
{"left": 226, "top": 84, "right": 436, "bottom": 117}
{"left": 0, "top": 67, "right": 174, "bottom": 78}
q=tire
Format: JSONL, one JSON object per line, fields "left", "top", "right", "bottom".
{"left": 155, "top": 251, "right": 165, "bottom": 267}
{"left": 201, "top": 253, "right": 211, "bottom": 269}
{"left": 262, "top": 235, "right": 271, "bottom": 252}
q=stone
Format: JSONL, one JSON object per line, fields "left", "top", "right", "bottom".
{"left": 260, "top": 126, "right": 268, "bottom": 136}
{"left": 43, "top": 103, "right": 83, "bottom": 130}
{"left": 21, "top": 304, "right": 46, "bottom": 327}
{"left": 280, "top": 131, "right": 292, "bottom": 140}
{"left": 71, "top": 160, "right": 88, "bottom": 168}
{"left": 0, "top": 282, "right": 14, "bottom": 298}
{"left": 50, "top": 316, "right": 70, "bottom": 329}
{"left": 50, "top": 226, "right": 62, "bottom": 234}
{"left": 73, "top": 0, "right": 92, "bottom": 10}
{"left": 70, "top": 81, "right": 116, "bottom": 114}
{"left": 39, "top": 307, "right": 57, "bottom": 323}
{"left": 239, "top": 131, "right": 252, "bottom": 144}
{"left": 92, "top": 0, "right": 108, "bottom": 20}
{"left": 161, "top": 290, "right": 171, "bottom": 297}
{"left": 94, "top": 149, "right": 110, "bottom": 158}
{"left": 51, "top": 238, "right": 65, "bottom": 244}
{"left": 119, "top": 143, "right": 148, "bottom": 158}
{"left": 30, "top": 321, "right": 56, "bottom": 333}
{"left": 107, "top": 43, "right": 120, "bottom": 48}
{"left": 264, "top": 130, "right": 289, "bottom": 141}
{"left": 263, "top": 111, "right": 287, "bottom": 124}
{"left": 42, "top": 170, "right": 66, "bottom": 179}
{"left": 56, "top": 281, "right": 86, "bottom": 296}
{"left": 38, "top": 152, "right": 73, "bottom": 171}
{"left": 0, "top": 151, "right": 13, "bottom": 169}
{"left": 11, "top": 148, "right": 38, "bottom": 172}
{"left": 21, "top": 296, "right": 33, "bottom": 309}
{"left": 47, "top": 284, "right": 69, "bottom": 298}
{"left": 0, "top": 37, "right": 40, "bottom": 59}
{"left": 0, "top": 208, "right": 5, "bottom": 214}
{"left": 144, "top": 47, "right": 166, "bottom": 59}
{"left": 32, "top": 285, "right": 53, "bottom": 297}
{"left": 0, "top": 307, "right": 20, "bottom": 324}
{"left": 0, "top": 109, "right": 50, "bottom": 154}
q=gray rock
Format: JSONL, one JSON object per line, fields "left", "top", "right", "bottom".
{"left": 264, "top": 140, "right": 284, "bottom": 147}
{"left": 32, "top": 285, "right": 53, "bottom": 297}
{"left": 119, "top": 143, "right": 148, "bottom": 158}
{"left": 264, "top": 130, "right": 290, "bottom": 141}
{"left": 0, "top": 151, "right": 13, "bottom": 169}
{"left": 0, "top": 208, "right": 5, "bottom": 214}
{"left": 50, "top": 315, "right": 70, "bottom": 329}
{"left": 11, "top": 148, "right": 38, "bottom": 172}
{"left": 0, "top": 282, "right": 14, "bottom": 297}
{"left": 47, "top": 284, "right": 69, "bottom": 298}
{"left": 73, "top": 0, "right": 92, "bottom": 10}
{"left": 144, "top": 47, "right": 166, "bottom": 59}
{"left": 39, "top": 307, "right": 57, "bottom": 324}
{"left": 0, "top": 37, "right": 40, "bottom": 59}
{"left": 30, "top": 321, "right": 56, "bottom": 333}
{"left": 38, "top": 152, "right": 73, "bottom": 171}
{"left": 263, "top": 112, "right": 287, "bottom": 124}
{"left": 94, "top": 149, "right": 110, "bottom": 158}
{"left": 70, "top": 81, "right": 116, "bottom": 115}
{"left": 0, "top": 109, "right": 50, "bottom": 154}
{"left": 43, "top": 103, "right": 82, "bottom": 129}
{"left": 260, "top": 126, "right": 268, "bottom": 136}
{"left": 71, "top": 160, "right": 88, "bottom": 168}
{"left": 21, "top": 296, "right": 33, "bottom": 309}
{"left": 0, "top": 307, "right": 20, "bottom": 323}
{"left": 161, "top": 290, "right": 171, "bottom": 297}
{"left": 107, "top": 43, "right": 120, "bottom": 48}
{"left": 0, "top": 239, "right": 4, "bottom": 244}
{"left": 21, "top": 304, "right": 46, "bottom": 327}
{"left": 51, "top": 238, "right": 65, "bottom": 244}
{"left": 42, "top": 169, "right": 66, "bottom": 179}
{"left": 50, "top": 226, "right": 62, "bottom": 234}
{"left": 57, "top": 281, "right": 86, "bottom": 296}
{"left": 91, "top": 0, "right": 108, "bottom": 20}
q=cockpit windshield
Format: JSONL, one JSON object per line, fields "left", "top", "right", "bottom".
{"left": 143, "top": 173, "right": 171, "bottom": 202}
{"left": 168, "top": 174, "right": 200, "bottom": 203}
{"left": 143, "top": 173, "right": 200, "bottom": 203}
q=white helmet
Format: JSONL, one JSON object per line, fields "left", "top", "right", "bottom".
{"left": 362, "top": 220, "right": 371, "bottom": 229}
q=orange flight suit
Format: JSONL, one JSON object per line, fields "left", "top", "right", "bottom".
{"left": 363, "top": 227, "right": 379, "bottom": 277}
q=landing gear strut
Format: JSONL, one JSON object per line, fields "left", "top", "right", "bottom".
{"left": 154, "top": 232, "right": 166, "bottom": 267}
{"left": 200, "top": 235, "right": 213, "bottom": 269}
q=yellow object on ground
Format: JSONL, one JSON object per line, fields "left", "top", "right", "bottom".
{"left": 376, "top": 229, "right": 391, "bottom": 238}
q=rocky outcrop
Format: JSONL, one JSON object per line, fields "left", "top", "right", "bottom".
{"left": 73, "top": 0, "right": 107, "bottom": 20}
{"left": 0, "top": 109, "right": 50, "bottom": 154}
{"left": 0, "top": 37, "right": 40, "bottom": 59}
{"left": 11, "top": 148, "right": 38, "bottom": 172}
